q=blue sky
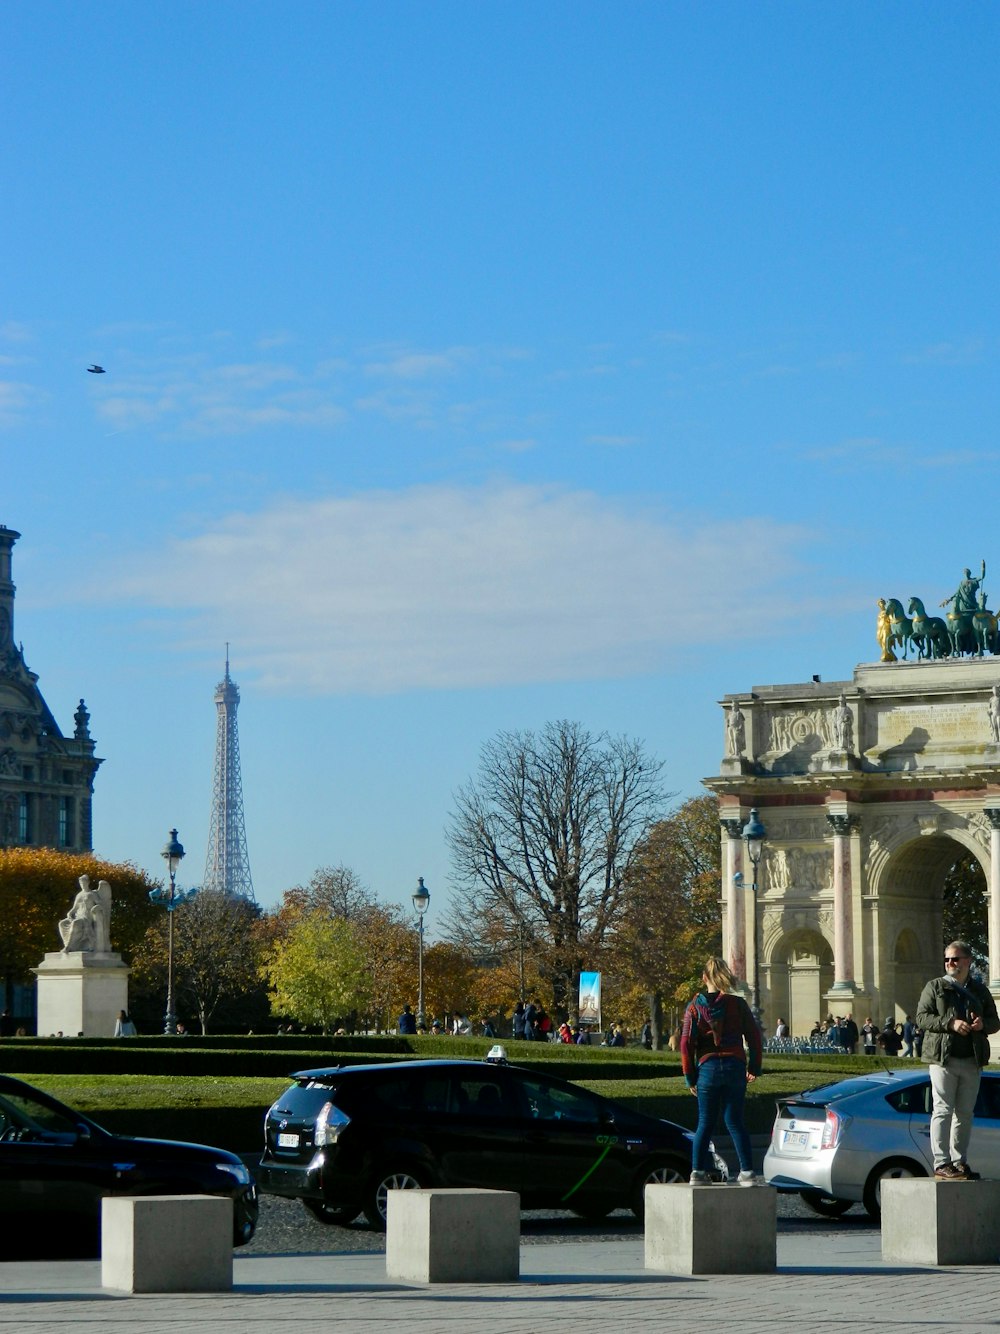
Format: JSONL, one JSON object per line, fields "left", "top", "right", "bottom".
{"left": 3, "top": 3, "right": 1000, "bottom": 930}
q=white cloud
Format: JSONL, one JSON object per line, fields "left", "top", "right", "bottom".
{"left": 0, "top": 379, "right": 44, "bottom": 427}
{"left": 363, "top": 347, "right": 472, "bottom": 379}
{"left": 95, "top": 484, "right": 808, "bottom": 695}
{"left": 0, "top": 322, "right": 35, "bottom": 344}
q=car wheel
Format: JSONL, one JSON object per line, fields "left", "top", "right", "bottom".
{"left": 799, "top": 1189, "right": 854, "bottom": 1218}
{"left": 363, "top": 1166, "right": 428, "bottom": 1230}
{"left": 631, "top": 1157, "right": 688, "bottom": 1219}
{"left": 862, "top": 1158, "right": 926, "bottom": 1221}
{"left": 302, "top": 1198, "right": 361, "bottom": 1226}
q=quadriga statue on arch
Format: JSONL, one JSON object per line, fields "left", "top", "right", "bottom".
{"left": 881, "top": 560, "right": 998, "bottom": 661}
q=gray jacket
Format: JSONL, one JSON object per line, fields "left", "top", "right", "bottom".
{"left": 916, "top": 973, "right": 999, "bottom": 1067}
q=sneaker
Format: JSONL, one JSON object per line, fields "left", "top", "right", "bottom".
{"left": 953, "top": 1162, "right": 981, "bottom": 1180}
{"left": 689, "top": 1170, "right": 712, "bottom": 1185}
{"left": 737, "top": 1170, "right": 759, "bottom": 1187}
{"left": 934, "top": 1163, "right": 964, "bottom": 1179}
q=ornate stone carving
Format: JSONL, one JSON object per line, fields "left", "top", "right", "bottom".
{"left": 983, "top": 807, "right": 1000, "bottom": 832}
{"left": 725, "top": 704, "right": 746, "bottom": 758}
{"left": 831, "top": 694, "right": 854, "bottom": 751}
{"left": 826, "top": 813, "right": 857, "bottom": 837}
{"left": 758, "top": 812, "right": 828, "bottom": 843}
{"left": 767, "top": 709, "right": 835, "bottom": 753}
{"left": 720, "top": 818, "right": 743, "bottom": 841}
{"left": 967, "top": 811, "right": 993, "bottom": 850}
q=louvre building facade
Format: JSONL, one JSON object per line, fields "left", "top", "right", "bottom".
{"left": 0, "top": 526, "right": 101, "bottom": 854}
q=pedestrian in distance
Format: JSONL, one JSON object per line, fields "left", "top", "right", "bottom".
{"left": 861, "top": 1016, "right": 878, "bottom": 1055}
{"left": 877, "top": 1018, "right": 902, "bottom": 1057}
{"left": 841, "top": 1015, "right": 859, "bottom": 1055}
{"left": 397, "top": 1004, "right": 417, "bottom": 1035}
{"left": 901, "top": 1014, "right": 916, "bottom": 1057}
{"left": 114, "top": 1009, "right": 137, "bottom": 1037}
{"left": 916, "top": 941, "right": 1000, "bottom": 1180}
{"left": 680, "top": 955, "right": 762, "bottom": 1185}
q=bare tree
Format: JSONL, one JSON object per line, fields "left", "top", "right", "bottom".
{"left": 448, "top": 720, "right": 666, "bottom": 1017}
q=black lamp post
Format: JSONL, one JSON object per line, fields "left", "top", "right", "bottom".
{"left": 741, "top": 808, "right": 767, "bottom": 1022}
{"left": 148, "top": 828, "right": 197, "bottom": 1035}
{"left": 412, "top": 876, "right": 430, "bottom": 1029}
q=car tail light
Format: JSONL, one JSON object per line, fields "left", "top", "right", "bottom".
{"left": 821, "top": 1108, "right": 848, "bottom": 1149}
{"left": 315, "top": 1101, "right": 351, "bottom": 1146}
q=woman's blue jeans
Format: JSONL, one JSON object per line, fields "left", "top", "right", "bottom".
{"left": 691, "top": 1056, "right": 753, "bottom": 1174}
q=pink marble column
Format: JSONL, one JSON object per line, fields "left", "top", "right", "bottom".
{"left": 721, "top": 819, "right": 746, "bottom": 982}
{"left": 827, "top": 813, "right": 855, "bottom": 988}
{"left": 985, "top": 807, "right": 1000, "bottom": 987}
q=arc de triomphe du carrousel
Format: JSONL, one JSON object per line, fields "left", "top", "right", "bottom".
{"left": 704, "top": 565, "right": 1000, "bottom": 1036}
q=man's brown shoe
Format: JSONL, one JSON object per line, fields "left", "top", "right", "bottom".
{"left": 953, "top": 1162, "right": 981, "bottom": 1180}
{"left": 934, "top": 1163, "right": 964, "bottom": 1179}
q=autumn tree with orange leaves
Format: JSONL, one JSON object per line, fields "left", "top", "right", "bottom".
{"left": 0, "top": 847, "right": 161, "bottom": 999}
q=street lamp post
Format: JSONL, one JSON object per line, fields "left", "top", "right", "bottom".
{"left": 741, "top": 808, "right": 767, "bottom": 1023}
{"left": 148, "top": 828, "right": 197, "bottom": 1035}
{"left": 412, "top": 876, "right": 430, "bottom": 1029}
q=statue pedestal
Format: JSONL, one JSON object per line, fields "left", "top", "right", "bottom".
{"left": 33, "top": 952, "right": 130, "bottom": 1037}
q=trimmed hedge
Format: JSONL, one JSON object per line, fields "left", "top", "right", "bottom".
{"left": 0, "top": 1035, "right": 678, "bottom": 1081}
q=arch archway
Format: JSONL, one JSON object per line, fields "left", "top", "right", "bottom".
{"left": 767, "top": 927, "right": 833, "bottom": 1037}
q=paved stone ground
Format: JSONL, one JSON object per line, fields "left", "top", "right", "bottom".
{"left": 7, "top": 1229, "right": 1000, "bottom": 1334}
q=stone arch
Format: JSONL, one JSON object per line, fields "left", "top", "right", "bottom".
{"left": 709, "top": 656, "right": 1000, "bottom": 1031}
{"left": 874, "top": 831, "right": 987, "bottom": 1015}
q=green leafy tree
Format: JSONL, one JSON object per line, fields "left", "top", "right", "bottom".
{"left": 942, "top": 851, "right": 988, "bottom": 971}
{"left": 356, "top": 905, "right": 417, "bottom": 1031}
{"left": 264, "top": 911, "right": 366, "bottom": 1033}
{"left": 607, "top": 794, "right": 722, "bottom": 1046}
{"left": 448, "top": 720, "right": 665, "bottom": 1018}
{"left": 131, "top": 889, "right": 265, "bottom": 1034}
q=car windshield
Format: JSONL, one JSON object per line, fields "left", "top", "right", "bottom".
{"left": 795, "top": 1074, "right": 902, "bottom": 1104}
{"left": 0, "top": 1088, "right": 82, "bottom": 1142}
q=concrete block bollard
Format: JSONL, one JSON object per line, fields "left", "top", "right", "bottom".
{"left": 645, "top": 1183, "right": 777, "bottom": 1274}
{"left": 102, "top": 1195, "right": 234, "bottom": 1293}
{"left": 385, "top": 1188, "right": 520, "bottom": 1283}
{"left": 882, "top": 1178, "right": 1000, "bottom": 1265}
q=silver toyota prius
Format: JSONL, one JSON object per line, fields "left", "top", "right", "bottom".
{"left": 763, "top": 1068, "right": 1000, "bottom": 1219}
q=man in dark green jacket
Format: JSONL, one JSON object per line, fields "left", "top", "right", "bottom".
{"left": 916, "top": 940, "right": 1000, "bottom": 1180}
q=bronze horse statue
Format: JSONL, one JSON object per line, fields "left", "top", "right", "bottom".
{"left": 973, "top": 595, "right": 998, "bottom": 657}
{"left": 907, "top": 597, "right": 951, "bottom": 660}
{"left": 884, "top": 599, "right": 913, "bottom": 659}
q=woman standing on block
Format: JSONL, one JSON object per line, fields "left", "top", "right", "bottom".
{"left": 680, "top": 956, "right": 762, "bottom": 1185}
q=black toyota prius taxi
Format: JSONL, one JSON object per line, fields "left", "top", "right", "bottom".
{"left": 258, "top": 1050, "right": 725, "bottom": 1228}
{"left": 0, "top": 1075, "right": 258, "bottom": 1258}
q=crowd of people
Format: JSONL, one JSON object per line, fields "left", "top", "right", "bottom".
{"left": 796, "top": 1013, "right": 924, "bottom": 1056}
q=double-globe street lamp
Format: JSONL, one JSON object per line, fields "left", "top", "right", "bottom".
{"left": 148, "top": 828, "right": 198, "bottom": 1035}
{"left": 741, "top": 808, "right": 767, "bottom": 1023}
{"left": 412, "top": 876, "right": 430, "bottom": 1029}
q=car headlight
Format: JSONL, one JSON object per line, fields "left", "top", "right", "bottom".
{"left": 215, "top": 1161, "right": 252, "bottom": 1185}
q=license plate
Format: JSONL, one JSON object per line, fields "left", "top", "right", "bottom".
{"left": 277, "top": 1132, "right": 300, "bottom": 1148}
{"left": 782, "top": 1130, "right": 810, "bottom": 1149}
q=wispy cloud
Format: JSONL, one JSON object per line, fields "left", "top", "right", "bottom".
{"left": 0, "top": 322, "right": 35, "bottom": 344}
{"left": 587, "top": 434, "right": 640, "bottom": 448}
{"left": 0, "top": 379, "right": 44, "bottom": 428}
{"left": 94, "top": 484, "right": 808, "bottom": 695}
{"left": 901, "top": 340, "right": 987, "bottom": 367}
{"left": 798, "top": 435, "right": 1000, "bottom": 471}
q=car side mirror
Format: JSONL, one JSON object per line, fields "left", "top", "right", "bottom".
{"left": 75, "top": 1123, "right": 92, "bottom": 1143}
{"left": 599, "top": 1109, "right": 615, "bottom": 1127}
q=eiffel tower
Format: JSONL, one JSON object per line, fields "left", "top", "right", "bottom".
{"left": 203, "top": 648, "right": 255, "bottom": 900}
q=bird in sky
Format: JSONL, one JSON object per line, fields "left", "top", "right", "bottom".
{"left": 87, "top": 364, "right": 105, "bottom": 374}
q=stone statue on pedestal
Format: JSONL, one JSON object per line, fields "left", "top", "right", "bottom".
{"left": 58, "top": 874, "right": 112, "bottom": 954}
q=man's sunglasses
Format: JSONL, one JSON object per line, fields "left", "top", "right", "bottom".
{"left": 944, "top": 957, "right": 969, "bottom": 965}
